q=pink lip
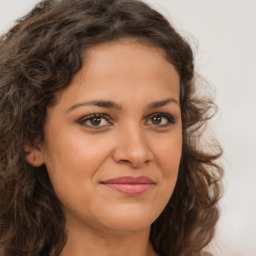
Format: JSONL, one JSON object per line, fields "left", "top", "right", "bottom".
{"left": 101, "top": 176, "right": 155, "bottom": 195}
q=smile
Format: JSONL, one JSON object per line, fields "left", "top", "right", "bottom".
{"left": 100, "top": 176, "right": 155, "bottom": 195}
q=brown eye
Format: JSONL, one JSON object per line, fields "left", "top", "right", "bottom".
{"left": 78, "top": 114, "right": 110, "bottom": 129}
{"left": 90, "top": 117, "right": 102, "bottom": 126}
{"left": 151, "top": 116, "right": 162, "bottom": 125}
{"left": 146, "top": 113, "right": 175, "bottom": 127}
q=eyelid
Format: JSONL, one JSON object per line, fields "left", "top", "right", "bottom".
{"left": 145, "top": 112, "right": 175, "bottom": 126}
{"left": 77, "top": 113, "right": 111, "bottom": 129}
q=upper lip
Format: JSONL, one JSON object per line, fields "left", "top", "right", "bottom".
{"left": 101, "top": 176, "right": 155, "bottom": 184}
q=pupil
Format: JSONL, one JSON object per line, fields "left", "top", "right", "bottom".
{"left": 152, "top": 116, "right": 161, "bottom": 124}
{"left": 91, "top": 117, "right": 101, "bottom": 126}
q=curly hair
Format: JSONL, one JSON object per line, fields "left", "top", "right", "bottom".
{"left": 0, "top": 0, "right": 223, "bottom": 255}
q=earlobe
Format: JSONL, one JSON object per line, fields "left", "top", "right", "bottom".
{"left": 24, "top": 145, "right": 45, "bottom": 167}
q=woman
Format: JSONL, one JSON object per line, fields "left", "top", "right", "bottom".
{"left": 0, "top": 0, "right": 223, "bottom": 255}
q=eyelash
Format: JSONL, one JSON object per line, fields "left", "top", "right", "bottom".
{"left": 78, "top": 114, "right": 111, "bottom": 129}
{"left": 77, "top": 112, "right": 175, "bottom": 129}
{"left": 146, "top": 112, "right": 175, "bottom": 127}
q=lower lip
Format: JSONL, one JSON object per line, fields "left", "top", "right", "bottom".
{"left": 102, "top": 183, "right": 154, "bottom": 195}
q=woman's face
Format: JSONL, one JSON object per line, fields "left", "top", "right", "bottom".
{"left": 37, "top": 39, "right": 182, "bottom": 234}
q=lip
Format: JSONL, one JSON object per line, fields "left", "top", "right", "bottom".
{"left": 100, "top": 176, "right": 155, "bottom": 195}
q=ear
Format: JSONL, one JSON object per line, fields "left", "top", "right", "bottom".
{"left": 24, "top": 144, "right": 45, "bottom": 167}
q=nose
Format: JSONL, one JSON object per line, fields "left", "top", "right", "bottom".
{"left": 112, "top": 126, "right": 154, "bottom": 168}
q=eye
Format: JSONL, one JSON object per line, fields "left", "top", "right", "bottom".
{"left": 77, "top": 114, "right": 111, "bottom": 129}
{"left": 146, "top": 112, "right": 175, "bottom": 127}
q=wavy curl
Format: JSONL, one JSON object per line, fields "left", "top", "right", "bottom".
{"left": 0, "top": 0, "right": 223, "bottom": 255}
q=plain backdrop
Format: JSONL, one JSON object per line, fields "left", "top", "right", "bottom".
{"left": 0, "top": 0, "right": 255, "bottom": 255}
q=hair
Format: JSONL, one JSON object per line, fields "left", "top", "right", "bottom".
{"left": 0, "top": 0, "right": 223, "bottom": 255}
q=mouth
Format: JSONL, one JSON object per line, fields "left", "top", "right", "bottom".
{"left": 100, "top": 176, "right": 155, "bottom": 195}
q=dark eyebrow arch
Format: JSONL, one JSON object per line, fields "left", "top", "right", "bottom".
{"left": 147, "top": 98, "right": 179, "bottom": 109}
{"left": 67, "top": 100, "right": 122, "bottom": 112}
{"left": 66, "top": 98, "right": 179, "bottom": 112}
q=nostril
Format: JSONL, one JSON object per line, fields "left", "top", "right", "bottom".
{"left": 118, "top": 158, "right": 151, "bottom": 168}
{"left": 120, "top": 159, "right": 130, "bottom": 164}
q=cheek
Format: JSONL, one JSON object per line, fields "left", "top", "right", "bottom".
{"left": 152, "top": 130, "right": 182, "bottom": 201}
{"left": 155, "top": 131, "right": 182, "bottom": 172}
{"left": 44, "top": 130, "right": 111, "bottom": 173}
{"left": 43, "top": 132, "right": 114, "bottom": 204}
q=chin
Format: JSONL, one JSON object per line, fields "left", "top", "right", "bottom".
{"left": 95, "top": 207, "right": 158, "bottom": 233}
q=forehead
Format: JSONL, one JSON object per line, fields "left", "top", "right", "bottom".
{"left": 53, "top": 38, "right": 180, "bottom": 108}
{"left": 85, "top": 37, "right": 170, "bottom": 68}
{"left": 78, "top": 38, "right": 178, "bottom": 85}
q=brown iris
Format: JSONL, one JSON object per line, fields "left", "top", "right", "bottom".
{"left": 151, "top": 116, "right": 162, "bottom": 125}
{"left": 90, "top": 117, "right": 102, "bottom": 126}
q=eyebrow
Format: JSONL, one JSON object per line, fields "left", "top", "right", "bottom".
{"left": 66, "top": 98, "right": 179, "bottom": 112}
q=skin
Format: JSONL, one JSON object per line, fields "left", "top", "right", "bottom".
{"left": 27, "top": 38, "right": 182, "bottom": 256}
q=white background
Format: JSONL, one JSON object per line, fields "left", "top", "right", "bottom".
{"left": 0, "top": 0, "right": 255, "bottom": 255}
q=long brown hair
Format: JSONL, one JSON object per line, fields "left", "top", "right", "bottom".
{"left": 0, "top": 0, "right": 223, "bottom": 255}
